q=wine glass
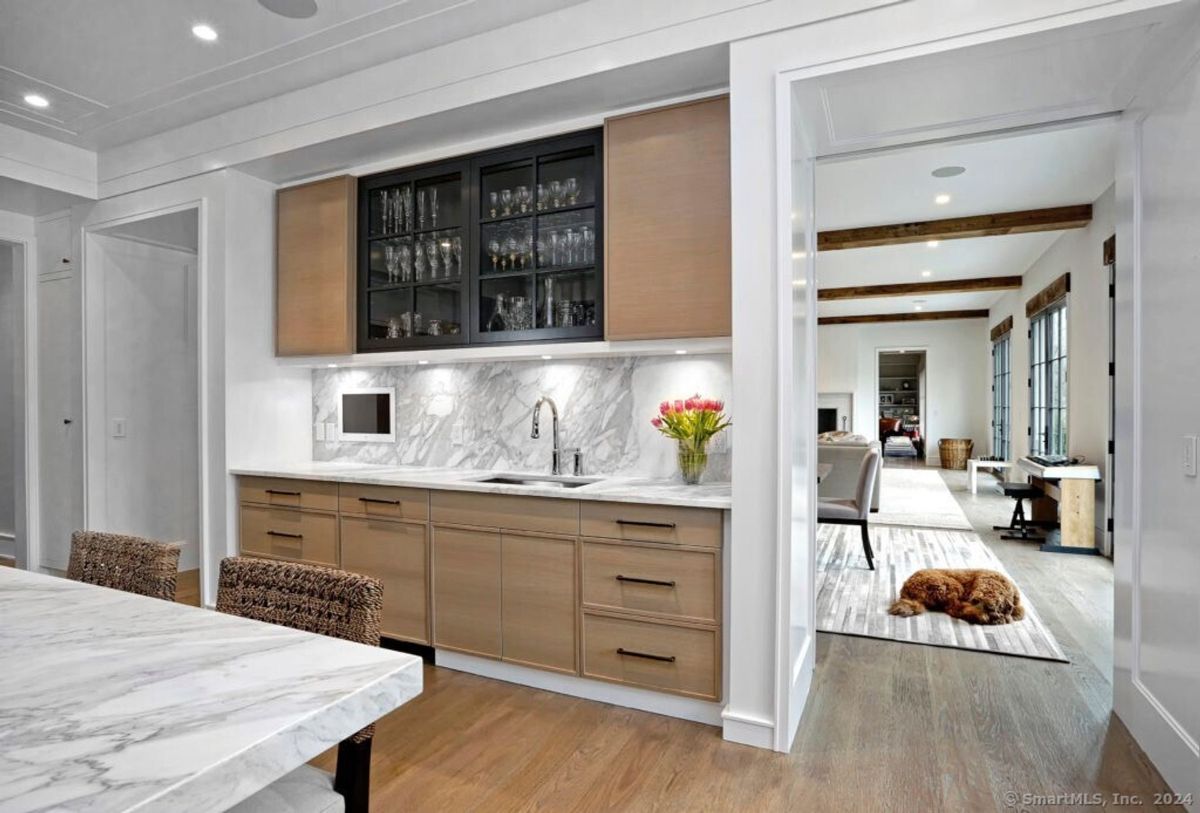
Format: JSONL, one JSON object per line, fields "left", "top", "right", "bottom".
{"left": 580, "top": 225, "right": 594, "bottom": 263}
{"left": 488, "top": 191, "right": 499, "bottom": 219}
{"left": 503, "top": 236, "right": 519, "bottom": 270}
{"left": 516, "top": 185, "right": 531, "bottom": 214}
{"left": 384, "top": 244, "right": 398, "bottom": 283}
{"left": 549, "top": 180, "right": 562, "bottom": 209}
{"left": 569, "top": 230, "right": 583, "bottom": 265}
{"left": 561, "top": 228, "right": 576, "bottom": 264}
{"left": 500, "top": 188, "right": 514, "bottom": 217}
{"left": 488, "top": 238, "right": 501, "bottom": 271}
{"left": 549, "top": 231, "right": 561, "bottom": 266}
{"left": 521, "top": 235, "right": 534, "bottom": 269}
{"left": 414, "top": 241, "right": 427, "bottom": 281}
{"left": 536, "top": 184, "right": 547, "bottom": 211}
{"left": 398, "top": 243, "right": 413, "bottom": 282}
{"left": 417, "top": 189, "right": 427, "bottom": 229}
{"left": 402, "top": 186, "right": 413, "bottom": 231}
{"left": 564, "top": 177, "right": 579, "bottom": 205}
{"left": 429, "top": 187, "right": 439, "bottom": 228}
{"left": 452, "top": 236, "right": 463, "bottom": 277}
{"left": 439, "top": 240, "right": 453, "bottom": 279}
{"left": 425, "top": 239, "right": 439, "bottom": 278}
{"left": 536, "top": 237, "right": 547, "bottom": 267}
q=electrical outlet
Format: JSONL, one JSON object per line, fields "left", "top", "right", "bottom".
{"left": 451, "top": 420, "right": 465, "bottom": 447}
{"left": 326, "top": 421, "right": 338, "bottom": 441}
{"left": 111, "top": 418, "right": 127, "bottom": 438}
{"left": 1184, "top": 435, "right": 1197, "bottom": 477}
{"left": 315, "top": 422, "right": 326, "bottom": 442}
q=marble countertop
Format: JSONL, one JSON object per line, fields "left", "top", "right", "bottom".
{"left": 229, "top": 461, "right": 732, "bottom": 510}
{"left": 0, "top": 567, "right": 423, "bottom": 813}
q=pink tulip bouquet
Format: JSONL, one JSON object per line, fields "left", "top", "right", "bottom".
{"left": 651, "top": 395, "right": 731, "bottom": 484}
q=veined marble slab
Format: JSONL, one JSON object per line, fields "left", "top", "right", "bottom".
{"left": 0, "top": 568, "right": 423, "bottom": 813}
{"left": 229, "top": 461, "right": 732, "bottom": 510}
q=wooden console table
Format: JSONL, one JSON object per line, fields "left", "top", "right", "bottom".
{"left": 1017, "top": 457, "right": 1101, "bottom": 554}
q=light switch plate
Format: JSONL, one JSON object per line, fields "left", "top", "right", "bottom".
{"left": 315, "top": 422, "right": 326, "bottom": 442}
{"left": 111, "top": 418, "right": 127, "bottom": 438}
{"left": 1184, "top": 435, "right": 1197, "bottom": 477}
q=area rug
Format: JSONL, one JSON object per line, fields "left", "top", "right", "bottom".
{"left": 872, "top": 467, "right": 973, "bottom": 530}
{"left": 816, "top": 523, "right": 1068, "bottom": 662}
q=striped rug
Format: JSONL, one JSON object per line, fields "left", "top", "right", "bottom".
{"left": 816, "top": 523, "right": 1068, "bottom": 662}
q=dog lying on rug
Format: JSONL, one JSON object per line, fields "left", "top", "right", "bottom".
{"left": 889, "top": 568, "right": 1025, "bottom": 625}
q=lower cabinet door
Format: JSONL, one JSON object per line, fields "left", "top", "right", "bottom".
{"left": 432, "top": 525, "right": 502, "bottom": 657}
{"left": 501, "top": 533, "right": 577, "bottom": 674}
{"left": 340, "top": 516, "right": 428, "bottom": 645}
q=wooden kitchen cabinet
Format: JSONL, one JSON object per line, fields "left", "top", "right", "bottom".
{"left": 432, "top": 525, "right": 502, "bottom": 657}
{"left": 604, "top": 96, "right": 731, "bottom": 340}
{"left": 340, "top": 516, "right": 429, "bottom": 645}
{"left": 276, "top": 175, "right": 357, "bottom": 356}
{"left": 501, "top": 533, "right": 577, "bottom": 673}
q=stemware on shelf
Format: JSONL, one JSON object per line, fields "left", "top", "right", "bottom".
{"left": 384, "top": 244, "right": 399, "bottom": 283}
{"left": 503, "top": 236, "right": 519, "bottom": 271}
{"left": 580, "top": 225, "right": 594, "bottom": 263}
{"left": 402, "top": 186, "right": 413, "bottom": 231}
{"left": 500, "top": 188, "right": 514, "bottom": 217}
{"left": 429, "top": 187, "right": 439, "bottom": 227}
{"left": 488, "top": 238, "right": 501, "bottom": 271}
{"left": 543, "top": 277, "right": 556, "bottom": 328}
{"left": 488, "top": 191, "right": 499, "bottom": 218}
{"left": 508, "top": 296, "right": 531, "bottom": 331}
{"left": 398, "top": 243, "right": 413, "bottom": 282}
{"left": 549, "top": 180, "right": 562, "bottom": 209}
{"left": 452, "top": 236, "right": 463, "bottom": 278}
{"left": 516, "top": 185, "right": 531, "bottom": 214}
{"left": 425, "top": 239, "right": 439, "bottom": 278}
{"left": 439, "top": 240, "right": 453, "bottom": 279}
{"left": 414, "top": 241, "right": 427, "bottom": 281}
{"left": 417, "top": 189, "right": 427, "bottom": 229}
{"left": 536, "top": 184, "right": 547, "bottom": 211}
{"left": 564, "top": 177, "right": 579, "bottom": 206}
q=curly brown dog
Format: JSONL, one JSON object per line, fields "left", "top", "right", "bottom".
{"left": 888, "top": 568, "right": 1025, "bottom": 625}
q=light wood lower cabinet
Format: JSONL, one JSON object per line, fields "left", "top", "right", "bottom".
{"left": 240, "top": 505, "right": 338, "bottom": 567}
{"left": 340, "top": 516, "right": 428, "bottom": 645}
{"left": 581, "top": 539, "right": 718, "bottom": 625}
{"left": 431, "top": 525, "right": 502, "bottom": 658}
{"left": 582, "top": 612, "right": 719, "bottom": 700}
{"left": 501, "top": 534, "right": 577, "bottom": 673}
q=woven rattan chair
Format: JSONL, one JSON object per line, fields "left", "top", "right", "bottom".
{"left": 219, "top": 556, "right": 384, "bottom": 813}
{"left": 67, "top": 531, "right": 182, "bottom": 601}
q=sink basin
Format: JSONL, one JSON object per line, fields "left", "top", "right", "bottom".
{"left": 474, "top": 473, "right": 601, "bottom": 489}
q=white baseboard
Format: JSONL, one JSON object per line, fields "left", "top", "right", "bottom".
{"left": 435, "top": 650, "right": 723, "bottom": 727}
{"left": 0, "top": 531, "right": 14, "bottom": 559}
{"left": 720, "top": 709, "right": 776, "bottom": 749}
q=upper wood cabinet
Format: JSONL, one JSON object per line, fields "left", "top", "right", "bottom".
{"left": 604, "top": 96, "right": 731, "bottom": 340}
{"left": 276, "top": 176, "right": 356, "bottom": 356}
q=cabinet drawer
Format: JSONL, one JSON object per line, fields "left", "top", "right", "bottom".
{"left": 582, "top": 614, "right": 719, "bottom": 700}
{"left": 581, "top": 540, "right": 718, "bottom": 625}
{"left": 238, "top": 476, "right": 338, "bottom": 513}
{"left": 240, "top": 505, "right": 338, "bottom": 566}
{"left": 431, "top": 490, "right": 578, "bottom": 536}
{"left": 339, "top": 483, "right": 429, "bottom": 522}
{"left": 341, "top": 517, "right": 428, "bottom": 644}
{"left": 579, "top": 502, "right": 721, "bottom": 548}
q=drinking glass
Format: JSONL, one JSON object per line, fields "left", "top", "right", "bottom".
{"left": 543, "top": 277, "right": 557, "bottom": 328}
{"left": 536, "top": 237, "right": 547, "bottom": 267}
{"left": 452, "top": 236, "right": 463, "bottom": 277}
{"left": 398, "top": 243, "right": 413, "bottom": 282}
{"left": 399, "top": 311, "right": 413, "bottom": 338}
{"left": 536, "top": 184, "right": 547, "bottom": 211}
{"left": 503, "top": 236, "right": 519, "bottom": 270}
{"left": 549, "top": 231, "right": 561, "bottom": 266}
{"left": 500, "top": 188, "right": 514, "bottom": 217}
{"left": 569, "top": 230, "right": 583, "bottom": 265}
{"left": 402, "top": 186, "right": 413, "bottom": 231}
{"left": 414, "top": 241, "right": 427, "bottom": 281}
{"left": 425, "top": 239, "right": 439, "bottom": 278}
{"left": 564, "top": 177, "right": 579, "bottom": 205}
{"left": 417, "top": 189, "right": 427, "bottom": 229}
{"left": 509, "top": 296, "right": 531, "bottom": 331}
{"left": 561, "top": 228, "right": 576, "bottom": 264}
{"left": 549, "top": 180, "right": 563, "bottom": 208}
{"left": 556, "top": 300, "right": 575, "bottom": 328}
{"left": 377, "top": 190, "right": 389, "bottom": 234}
{"left": 439, "top": 240, "right": 453, "bottom": 278}
{"left": 488, "top": 191, "right": 499, "bottom": 219}
{"left": 490, "top": 292, "right": 509, "bottom": 331}
{"left": 384, "top": 244, "right": 398, "bottom": 283}
{"left": 429, "top": 187, "right": 439, "bottom": 227}
{"left": 393, "top": 188, "right": 404, "bottom": 232}
{"left": 387, "top": 316, "right": 402, "bottom": 339}
{"left": 488, "top": 238, "right": 501, "bottom": 271}
{"left": 579, "top": 225, "right": 594, "bottom": 263}
{"left": 427, "top": 319, "right": 444, "bottom": 336}
{"left": 516, "top": 185, "right": 531, "bottom": 213}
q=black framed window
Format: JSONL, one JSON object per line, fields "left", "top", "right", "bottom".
{"left": 992, "top": 333, "right": 1011, "bottom": 459}
{"left": 1029, "top": 301, "right": 1068, "bottom": 456}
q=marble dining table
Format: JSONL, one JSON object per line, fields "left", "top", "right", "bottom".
{"left": 0, "top": 567, "right": 423, "bottom": 813}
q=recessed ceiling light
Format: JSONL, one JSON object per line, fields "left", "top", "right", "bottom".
{"left": 791, "top": 250, "right": 807, "bottom": 260}
{"left": 23, "top": 93, "right": 49, "bottom": 108}
{"left": 926, "top": 240, "right": 940, "bottom": 248}
{"left": 674, "top": 349, "right": 688, "bottom": 355}
{"left": 192, "top": 23, "right": 218, "bottom": 41}
{"left": 541, "top": 354, "right": 552, "bottom": 360}
{"left": 792, "top": 279, "right": 807, "bottom": 288}
{"left": 921, "top": 270, "right": 933, "bottom": 278}
{"left": 417, "top": 360, "right": 429, "bottom": 365}
{"left": 932, "top": 165, "right": 966, "bottom": 178}
{"left": 934, "top": 193, "right": 951, "bottom": 205}
{"left": 326, "top": 363, "right": 337, "bottom": 368}
{"left": 914, "top": 304, "right": 924, "bottom": 311}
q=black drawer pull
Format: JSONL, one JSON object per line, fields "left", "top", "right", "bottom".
{"left": 615, "top": 519, "right": 677, "bottom": 529}
{"left": 617, "top": 647, "right": 676, "bottom": 663}
{"left": 615, "top": 575, "right": 676, "bottom": 588}
{"left": 265, "top": 489, "right": 301, "bottom": 497}
{"left": 359, "top": 497, "right": 402, "bottom": 506}
{"left": 266, "top": 530, "right": 303, "bottom": 540}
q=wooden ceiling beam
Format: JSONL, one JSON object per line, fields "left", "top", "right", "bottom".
{"left": 818, "top": 309, "right": 990, "bottom": 326}
{"left": 817, "top": 204, "right": 1092, "bottom": 251}
{"left": 818, "top": 276, "right": 1022, "bottom": 301}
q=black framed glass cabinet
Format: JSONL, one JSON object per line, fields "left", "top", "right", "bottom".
{"left": 356, "top": 129, "right": 603, "bottom": 352}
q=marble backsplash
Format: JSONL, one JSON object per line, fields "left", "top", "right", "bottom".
{"left": 313, "top": 354, "right": 732, "bottom": 481}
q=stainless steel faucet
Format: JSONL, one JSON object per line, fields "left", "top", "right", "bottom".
{"left": 531, "top": 395, "right": 583, "bottom": 476}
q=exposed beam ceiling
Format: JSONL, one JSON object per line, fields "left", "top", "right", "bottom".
{"left": 818, "top": 309, "right": 990, "bottom": 326}
{"left": 818, "top": 276, "right": 1022, "bottom": 301}
{"left": 816, "top": 205, "right": 1093, "bottom": 251}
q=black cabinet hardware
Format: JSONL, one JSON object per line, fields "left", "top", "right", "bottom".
{"left": 358, "top": 496, "right": 402, "bottom": 506}
{"left": 614, "top": 519, "right": 676, "bottom": 529}
{"left": 616, "top": 647, "right": 676, "bottom": 663}
{"left": 265, "top": 489, "right": 301, "bottom": 497}
{"left": 266, "top": 530, "right": 303, "bottom": 539}
{"left": 615, "top": 575, "right": 676, "bottom": 587}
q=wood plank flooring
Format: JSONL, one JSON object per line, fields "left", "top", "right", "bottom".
{"left": 311, "top": 465, "right": 1181, "bottom": 812}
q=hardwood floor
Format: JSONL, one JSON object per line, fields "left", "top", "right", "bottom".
{"left": 175, "top": 568, "right": 201, "bottom": 607}
{"left": 312, "top": 465, "right": 1180, "bottom": 812}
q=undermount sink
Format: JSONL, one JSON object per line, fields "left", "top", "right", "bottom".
{"left": 474, "top": 473, "right": 601, "bottom": 489}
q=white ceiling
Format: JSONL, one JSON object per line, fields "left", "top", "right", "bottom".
{"left": 0, "top": 175, "right": 90, "bottom": 217}
{"left": 814, "top": 121, "right": 1116, "bottom": 320}
{"left": 0, "top": 0, "right": 590, "bottom": 149}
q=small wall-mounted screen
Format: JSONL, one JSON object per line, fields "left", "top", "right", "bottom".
{"left": 342, "top": 392, "right": 392, "bottom": 435}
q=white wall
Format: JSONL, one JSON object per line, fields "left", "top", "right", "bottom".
{"left": 0, "top": 243, "right": 16, "bottom": 544}
{"left": 89, "top": 233, "right": 200, "bottom": 570}
{"left": 818, "top": 319, "right": 991, "bottom": 463}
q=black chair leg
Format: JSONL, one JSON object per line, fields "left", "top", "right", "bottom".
{"left": 334, "top": 737, "right": 372, "bottom": 813}
{"left": 859, "top": 521, "right": 875, "bottom": 570}
{"left": 994, "top": 497, "right": 1025, "bottom": 531}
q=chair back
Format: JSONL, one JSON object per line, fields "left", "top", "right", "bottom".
{"left": 854, "top": 447, "right": 881, "bottom": 519}
{"left": 67, "top": 531, "right": 182, "bottom": 601}
{"left": 216, "top": 556, "right": 384, "bottom": 742}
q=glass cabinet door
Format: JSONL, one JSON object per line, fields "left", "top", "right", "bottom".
{"left": 471, "top": 131, "right": 603, "bottom": 344}
{"left": 359, "top": 161, "right": 470, "bottom": 350}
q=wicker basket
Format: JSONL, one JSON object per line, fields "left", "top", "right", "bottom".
{"left": 938, "top": 438, "right": 974, "bottom": 470}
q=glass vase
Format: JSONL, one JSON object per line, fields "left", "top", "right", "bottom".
{"left": 677, "top": 440, "right": 710, "bottom": 485}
